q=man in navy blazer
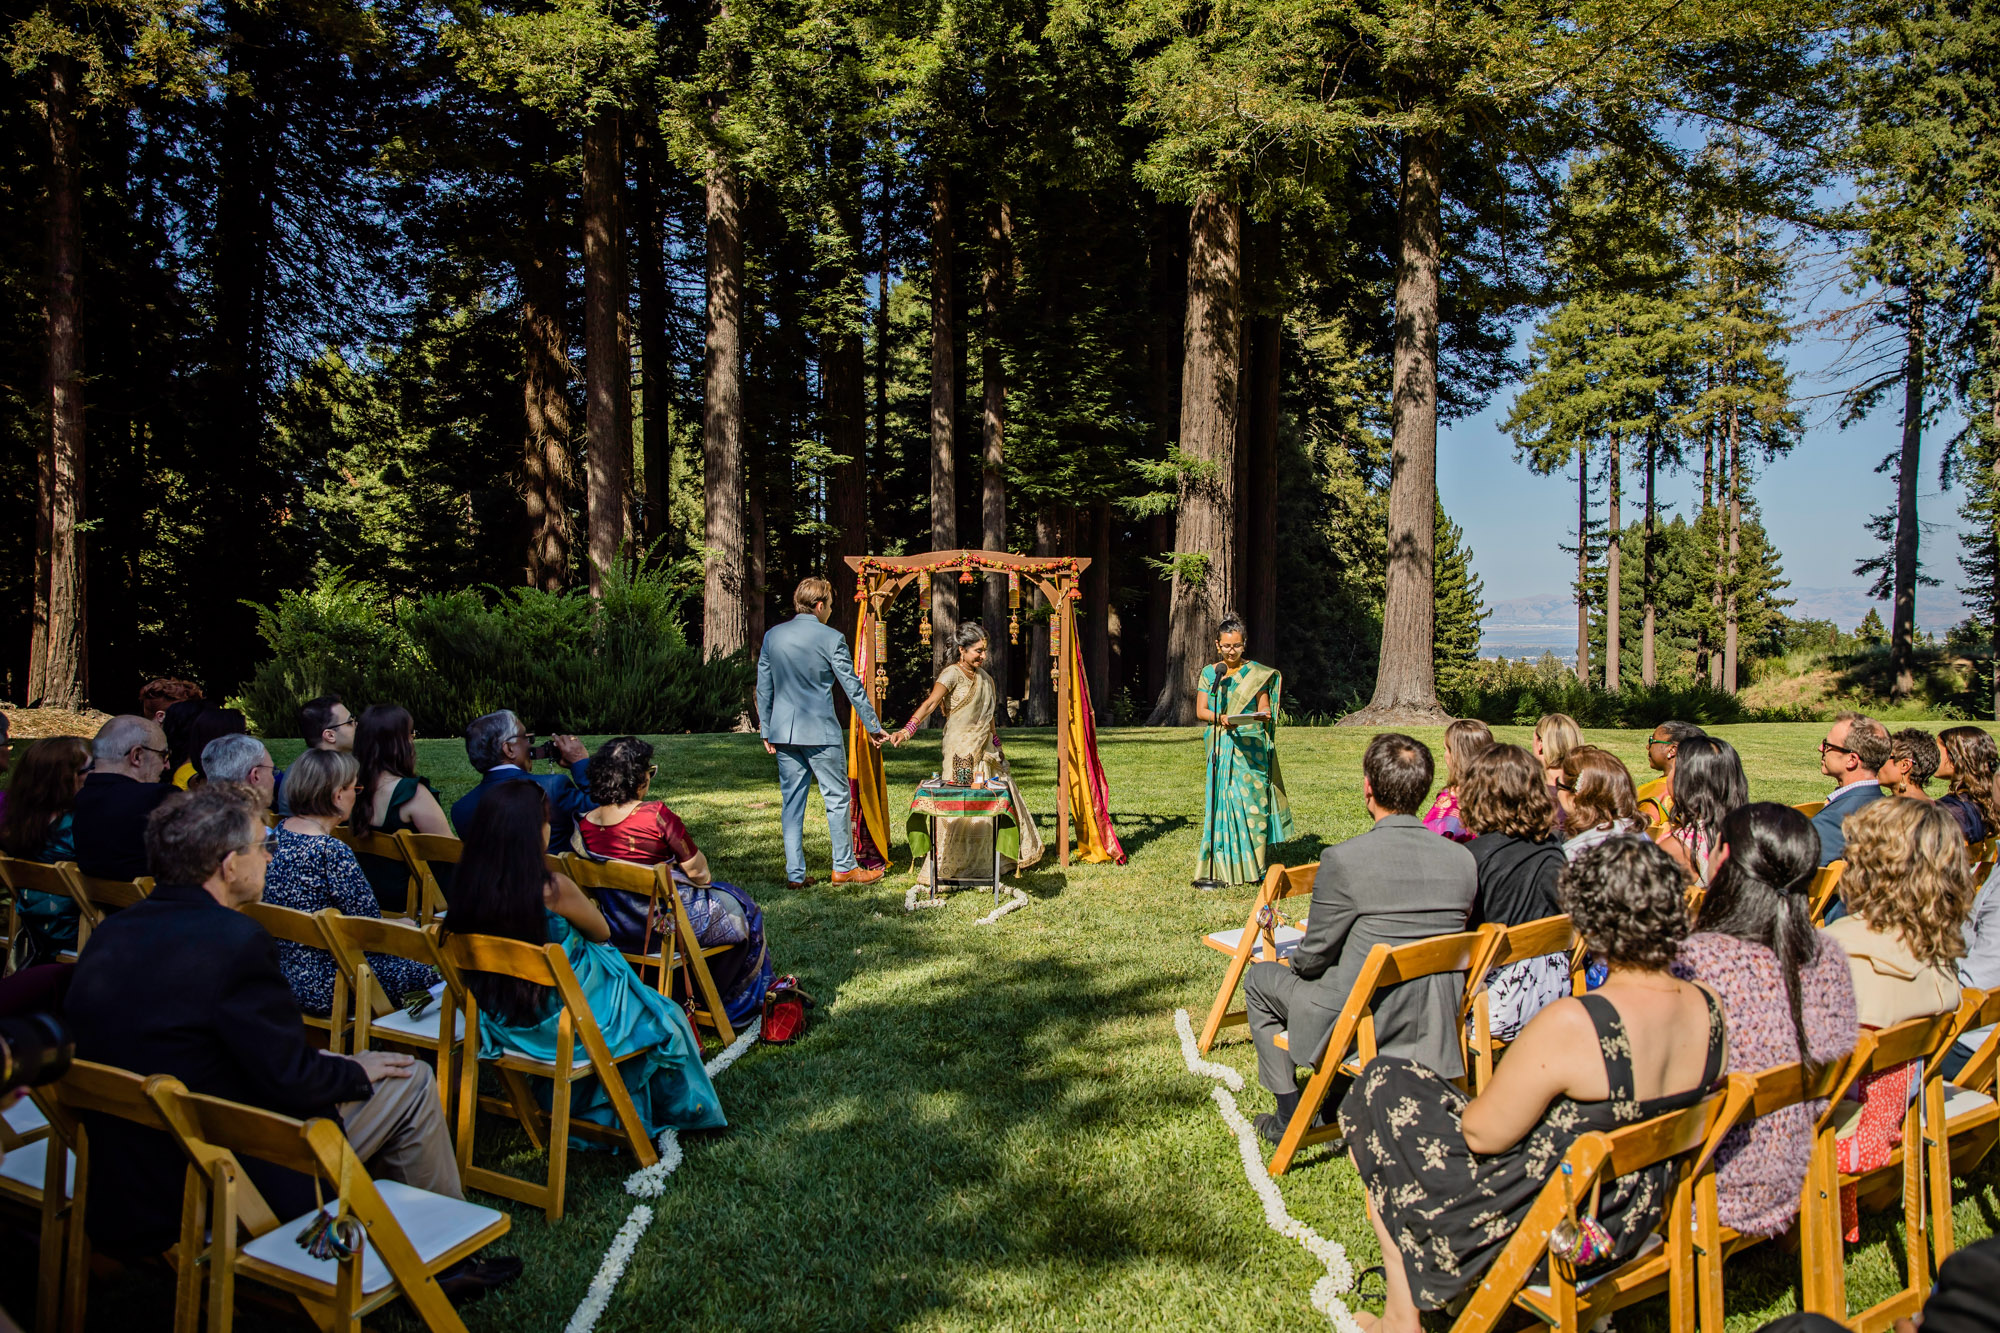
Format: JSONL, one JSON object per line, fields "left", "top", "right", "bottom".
{"left": 1813, "top": 710, "right": 1888, "bottom": 868}
{"left": 757, "top": 575, "right": 896, "bottom": 888}
{"left": 451, "top": 710, "right": 591, "bottom": 851}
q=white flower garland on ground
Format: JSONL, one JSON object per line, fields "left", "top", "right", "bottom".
{"left": 564, "top": 1016, "right": 763, "bottom": 1333}
{"left": 1174, "top": 1008, "right": 1365, "bottom": 1333}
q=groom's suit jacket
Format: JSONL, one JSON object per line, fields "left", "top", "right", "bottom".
{"left": 757, "top": 612, "right": 884, "bottom": 746}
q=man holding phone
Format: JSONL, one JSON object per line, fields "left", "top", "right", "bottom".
{"left": 453, "top": 710, "right": 591, "bottom": 851}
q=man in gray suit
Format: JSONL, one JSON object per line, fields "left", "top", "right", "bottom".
{"left": 757, "top": 575, "right": 897, "bottom": 889}
{"left": 1246, "top": 732, "right": 1477, "bottom": 1145}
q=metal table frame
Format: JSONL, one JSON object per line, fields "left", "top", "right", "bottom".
{"left": 922, "top": 807, "right": 1007, "bottom": 905}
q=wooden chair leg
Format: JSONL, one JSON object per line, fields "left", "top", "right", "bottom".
{"left": 453, "top": 1014, "right": 480, "bottom": 1182}
{"left": 497, "top": 1067, "right": 547, "bottom": 1152}
{"left": 1197, "top": 942, "right": 1258, "bottom": 1054}
{"left": 174, "top": 1163, "right": 206, "bottom": 1333}
{"left": 546, "top": 1034, "right": 572, "bottom": 1223}
{"left": 1268, "top": 1059, "right": 1341, "bottom": 1177}
{"left": 206, "top": 1162, "right": 239, "bottom": 1333}
{"left": 61, "top": 1140, "right": 92, "bottom": 1333}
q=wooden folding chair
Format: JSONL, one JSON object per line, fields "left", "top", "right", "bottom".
{"left": 32, "top": 1060, "right": 196, "bottom": 1333}
{"left": 1688, "top": 1050, "right": 1867, "bottom": 1333}
{"left": 1452, "top": 1076, "right": 1750, "bottom": 1333}
{"left": 399, "top": 832, "right": 461, "bottom": 926}
{"left": 1194, "top": 863, "right": 1316, "bottom": 1054}
{"left": 344, "top": 828, "right": 421, "bottom": 919}
{"left": 1801, "top": 1010, "right": 1962, "bottom": 1330}
{"left": 72, "top": 873, "right": 152, "bottom": 949}
{"left": 1926, "top": 988, "right": 2000, "bottom": 1266}
{"left": 315, "top": 910, "right": 466, "bottom": 1123}
{"left": 1967, "top": 836, "right": 1997, "bottom": 864}
{"left": 438, "top": 931, "right": 661, "bottom": 1221}
{"left": 0, "top": 857, "right": 86, "bottom": 961}
{"left": 147, "top": 1076, "right": 510, "bottom": 1333}
{"left": 1267, "top": 931, "right": 1486, "bottom": 1176}
{"left": 0, "top": 1090, "right": 60, "bottom": 1211}
{"left": 1465, "top": 915, "right": 1585, "bottom": 1093}
{"left": 1807, "top": 860, "right": 1846, "bottom": 924}
{"left": 562, "top": 854, "right": 737, "bottom": 1047}
{"left": 240, "top": 901, "right": 351, "bottom": 1054}
{"left": 1793, "top": 800, "right": 1827, "bottom": 819}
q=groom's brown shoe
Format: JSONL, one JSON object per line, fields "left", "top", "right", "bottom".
{"left": 832, "top": 865, "right": 884, "bottom": 885}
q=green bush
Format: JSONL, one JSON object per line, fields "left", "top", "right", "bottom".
{"left": 235, "top": 558, "right": 754, "bottom": 738}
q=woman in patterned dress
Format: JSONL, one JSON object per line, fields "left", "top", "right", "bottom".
{"left": 1193, "top": 615, "right": 1294, "bottom": 884}
{"left": 897, "top": 622, "right": 1045, "bottom": 880}
{"left": 1341, "top": 837, "right": 1727, "bottom": 1331}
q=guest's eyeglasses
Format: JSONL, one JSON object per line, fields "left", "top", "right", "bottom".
{"left": 1819, "top": 741, "right": 1854, "bottom": 756}
{"left": 1555, "top": 781, "right": 1577, "bottom": 792}
{"left": 136, "top": 745, "right": 169, "bottom": 762}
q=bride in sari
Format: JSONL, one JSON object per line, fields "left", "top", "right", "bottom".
{"left": 896, "top": 622, "right": 1045, "bottom": 879}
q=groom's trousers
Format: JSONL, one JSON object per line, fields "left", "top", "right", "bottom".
{"left": 774, "top": 742, "right": 855, "bottom": 883}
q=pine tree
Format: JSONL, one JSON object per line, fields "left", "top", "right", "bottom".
{"left": 1433, "top": 505, "right": 1488, "bottom": 694}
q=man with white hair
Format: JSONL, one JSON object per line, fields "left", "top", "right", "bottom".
{"left": 73, "top": 714, "right": 173, "bottom": 880}
{"left": 202, "top": 733, "right": 277, "bottom": 810}
{"left": 450, "top": 709, "right": 589, "bottom": 852}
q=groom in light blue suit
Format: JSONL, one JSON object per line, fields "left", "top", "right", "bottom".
{"left": 757, "top": 575, "right": 898, "bottom": 888}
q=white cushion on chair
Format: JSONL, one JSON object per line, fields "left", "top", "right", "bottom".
{"left": 0, "top": 1139, "right": 73, "bottom": 1193}
{"left": 243, "top": 1181, "right": 506, "bottom": 1295}
{"left": 1943, "top": 1084, "right": 1995, "bottom": 1124}
{"left": 4, "top": 1098, "right": 48, "bottom": 1136}
{"left": 1525, "top": 1232, "right": 1664, "bottom": 1297}
{"left": 1205, "top": 925, "right": 1305, "bottom": 959}
{"left": 371, "top": 985, "right": 464, "bottom": 1043}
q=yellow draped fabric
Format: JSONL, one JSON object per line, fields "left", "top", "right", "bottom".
{"left": 1063, "top": 630, "right": 1128, "bottom": 864}
{"left": 847, "top": 604, "right": 892, "bottom": 869}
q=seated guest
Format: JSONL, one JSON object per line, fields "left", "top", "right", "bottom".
{"left": 136, "top": 677, "right": 202, "bottom": 727}
{"left": 201, "top": 733, "right": 277, "bottom": 810}
{"left": 1422, "top": 718, "right": 1492, "bottom": 844}
{"left": 1245, "top": 734, "right": 1476, "bottom": 1145}
{"left": 576, "top": 736, "right": 774, "bottom": 1026}
{"left": 0, "top": 736, "right": 92, "bottom": 959}
{"left": 63, "top": 785, "right": 520, "bottom": 1295}
{"left": 161, "top": 699, "right": 213, "bottom": 789}
{"left": 1882, "top": 728, "right": 1939, "bottom": 801}
{"left": 1341, "top": 836, "right": 1725, "bottom": 1325}
{"left": 1674, "top": 803, "right": 1858, "bottom": 1238}
{"left": 1935, "top": 725, "right": 2000, "bottom": 843}
{"left": 1462, "top": 744, "right": 1571, "bottom": 1039}
{"left": 1656, "top": 735, "right": 1748, "bottom": 884}
{"left": 273, "top": 693, "right": 359, "bottom": 816}
{"left": 1635, "top": 720, "right": 1705, "bottom": 826}
{"left": 72, "top": 715, "right": 172, "bottom": 881}
{"left": 1558, "top": 745, "right": 1643, "bottom": 860}
{"left": 352, "top": 704, "right": 450, "bottom": 912}
{"left": 183, "top": 707, "right": 249, "bottom": 784}
{"left": 265, "top": 749, "right": 437, "bottom": 1017}
{"left": 1532, "top": 712, "right": 1583, "bottom": 834}
{"left": 451, "top": 710, "right": 591, "bottom": 853}
{"left": 1811, "top": 711, "right": 1888, "bottom": 866}
{"left": 1822, "top": 797, "right": 1970, "bottom": 1239}
{"left": 440, "top": 781, "right": 726, "bottom": 1140}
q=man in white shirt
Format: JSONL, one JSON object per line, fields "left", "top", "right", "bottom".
{"left": 1813, "top": 710, "right": 1888, "bottom": 867}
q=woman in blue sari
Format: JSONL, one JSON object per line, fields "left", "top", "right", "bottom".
{"left": 1194, "top": 615, "right": 1294, "bottom": 885}
{"left": 442, "top": 781, "right": 725, "bottom": 1142}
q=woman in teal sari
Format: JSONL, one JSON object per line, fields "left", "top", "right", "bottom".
{"left": 442, "top": 781, "right": 725, "bottom": 1142}
{"left": 1194, "top": 615, "right": 1294, "bottom": 885}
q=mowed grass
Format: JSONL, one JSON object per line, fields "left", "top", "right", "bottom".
{"left": 5, "top": 722, "right": 1999, "bottom": 1330}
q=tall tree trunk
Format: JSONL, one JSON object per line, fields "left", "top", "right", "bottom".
{"left": 633, "top": 117, "right": 670, "bottom": 546}
{"left": 1244, "top": 219, "right": 1281, "bottom": 663}
{"left": 1575, "top": 447, "right": 1589, "bottom": 683}
{"left": 748, "top": 444, "right": 767, "bottom": 651}
{"left": 1145, "top": 203, "right": 1186, "bottom": 704}
{"left": 582, "top": 109, "right": 625, "bottom": 596}
{"left": 929, "top": 171, "right": 959, "bottom": 678}
{"left": 39, "top": 55, "right": 86, "bottom": 708}
{"left": 1025, "top": 506, "right": 1058, "bottom": 725}
{"left": 1147, "top": 192, "right": 1241, "bottom": 726}
{"left": 1347, "top": 131, "right": 1447, "bottom": 724}
{"left": 702, "top": 160, "right": 749, "bottom": 659}
{"left": 981, "top": 193, "right": 1012, "bottom": 705}
{"left": 1890, "top": 289, "right": 1925, "bottom": 699}
{"left": 1642, "top": 432, "right": 1656, "bottom": 688}
{"left": 1723, "top": 405, "right": 1742, "bottom": 692}
{"left": 826, "top": 138, "right": 869, "bottom": 632}
{"left": 874, "top": 169, "right": 891, "bottom": 524}
{"left": 1988, "top": 254, "right": 2000, "bottom": 720}
{"left": 1089, "top": 500, "right": 1115, "bottom": 723}
{"left": 519, "top": 214, "right": 574, "bottom": 590}
{"left": 1605, "top": 430, "right": 1621, "bottom": 692}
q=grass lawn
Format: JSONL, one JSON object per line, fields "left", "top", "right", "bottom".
{"left": 7, "top": 722, "right": 1998, "bottom": 1330}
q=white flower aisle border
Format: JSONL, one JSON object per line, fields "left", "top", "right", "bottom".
{"left": 902, "top": 880, "right": 1031, "bottom": 924}
{"left": 563, "top": 1016, "right": 762, "bottom": 1333}
{"left": 1173, "top": 1008, "right": 1365, "bottom": 1333}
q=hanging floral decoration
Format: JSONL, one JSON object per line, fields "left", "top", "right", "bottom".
{"left": 1007, "top": 570, "right": 1021, "bottom": 644}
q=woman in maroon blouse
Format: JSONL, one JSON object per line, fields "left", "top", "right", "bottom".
{"left": 576, "top": 736, "right": 712, "bottom": 884}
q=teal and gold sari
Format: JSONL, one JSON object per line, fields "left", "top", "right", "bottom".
{"left": 1196, "top": 661, "right": 1294, "bottom": 885}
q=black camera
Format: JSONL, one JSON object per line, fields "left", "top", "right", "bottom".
{"left": 527, "top": 737, "right": 560, "bottom": 762}
{"left": 0, "top": 1014, "right": 73, "bottom": 1095}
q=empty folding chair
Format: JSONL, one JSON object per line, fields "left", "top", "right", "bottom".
{"left": 1195, "top": 862, "right": 1316, "bottom": 1055}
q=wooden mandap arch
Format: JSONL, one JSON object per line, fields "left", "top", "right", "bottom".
{"left": 842, "top": 550, "right": 1124, "bottom": 871}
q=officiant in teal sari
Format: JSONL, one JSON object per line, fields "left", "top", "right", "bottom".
{"left": 1195, "top": 616, "right": 1294, "bottom": 885}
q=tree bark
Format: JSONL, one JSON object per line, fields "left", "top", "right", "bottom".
{"left": 1605, "top": 430, "right": 1621, "bottom": 692}
{"left": 1642, "top": 432, "right": 1657, "bottom": 688}
{"left": 1574, "top": 447, "right": 1589, "bottom": 684}
{"left": 981, "top": 192, "right": 1012, "bottom": 705}
{"left": 929, "top": 172, "right": 959, "bottom": 678}
{"left": 633, "top": 117, "right": 670, "bottom": 546}
{"left": 825, "top": 138, "right": 869, "bottom": 630}
{"left": 39, "top": 55, "right": 86, "bottom": 708}
{"left": 1890, "top": 289, "right": 1924, "bottom": 699}
{"left": 582, "top": 109, "right": 625, "bottom": 596}
{"left": 1025, "top": 506, "right": 1058, "bottom": 725}
{"left": 1724, "top": 405, "right": 1742, "bottom": 692}
{"left": 1147, "top": 192, "right": 1241, "bottom": 726}
{"left": 1244, "top": 220, "right": 1281, "bottom": 663}
{"left": 1145, "top": 203, "right": 1185, "bottom": 704}
{"left": 1345, "top": 132, "right": 1449, "bottom": 724}
{"left": 702, "top": 160, "right": 749, "bottom": 660}
{"left": 1086, "top": 501, "right": 1113, "bottom": 723}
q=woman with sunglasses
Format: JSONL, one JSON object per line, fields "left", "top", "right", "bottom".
{"left": 576, "top": 736, "right": 773, "bottom": 1025}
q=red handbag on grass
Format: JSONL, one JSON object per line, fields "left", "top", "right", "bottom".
{"left": 761, "top": 975, "right": 815, "bottom": 1044}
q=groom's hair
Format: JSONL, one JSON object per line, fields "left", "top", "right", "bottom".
{"left": 794, "top": 576, "right": 832, "bottom": 611}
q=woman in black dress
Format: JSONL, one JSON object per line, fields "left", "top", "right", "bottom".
{"left": 1340, "top": 836, "right": 1726, "bottom": 1331}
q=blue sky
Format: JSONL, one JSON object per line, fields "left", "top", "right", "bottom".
{"left": 1439, "top": 318, "right": 1976, "bottom": 631}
